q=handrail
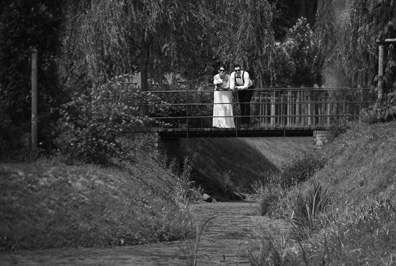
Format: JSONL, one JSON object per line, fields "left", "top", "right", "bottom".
{"left": 140, "top": 87, "right": 374, "bottom": 131}
{"left": 148, "top": 87, "right": 370, "bottom": 93}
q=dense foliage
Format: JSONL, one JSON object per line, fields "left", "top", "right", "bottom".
{"left": 314, "top": 0, "right": 396, "bottom": 122}
{"left": 62, "top": 0, "right": 215, "bottom": 89}
{"left": 316, "top": 0, "right": 396, "bottom": 90}
{"left": 209, "top": 0, "right": 275, "bottom": 87}
{"left": 268, "top": 18, "right": 323, "bottom": 87}
{"left": 55, "top": 77, "right": 149, "bottom": 164}
{"left": 0, "top": 0, "right": 65, "bottom": 154}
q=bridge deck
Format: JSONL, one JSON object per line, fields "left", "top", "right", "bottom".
{"left": 135, "top": 126, "right": 324, "bottom": 139}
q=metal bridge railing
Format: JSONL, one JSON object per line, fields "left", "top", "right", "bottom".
{"left": 143, "top": 87, "right": 374, "bottom": 130}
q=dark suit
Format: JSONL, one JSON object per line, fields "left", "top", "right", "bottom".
{"left": 230, "top": 70, "right": 254, "bottom": 125}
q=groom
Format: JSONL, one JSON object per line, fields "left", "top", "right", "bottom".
{"left": 230, "top": 64, "right": 254, "bottom": 127}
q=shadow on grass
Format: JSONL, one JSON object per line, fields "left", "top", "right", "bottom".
{"left": 180, "top": 138, "right": 279, "bottom": 200}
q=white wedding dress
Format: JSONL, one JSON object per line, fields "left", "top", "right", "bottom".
{"left": 212, "top": 74, "right": 235, "bottom": 128}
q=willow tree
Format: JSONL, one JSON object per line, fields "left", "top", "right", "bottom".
{"left": 63, "top": 0, "right": 212, "bottom": 91}
{"left": 315, "top": 0, "right": 396, "bottom": 90}
{"left": 209, "top": 0, "right": 276, "bottom": 87}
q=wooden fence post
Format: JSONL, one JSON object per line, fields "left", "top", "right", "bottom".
{"left": 31, "top": 48, "right": 38, "bottom": 152}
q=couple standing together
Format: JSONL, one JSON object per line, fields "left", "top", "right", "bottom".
{"left": 213, "top": 64, "right": 254, "bottom": 128}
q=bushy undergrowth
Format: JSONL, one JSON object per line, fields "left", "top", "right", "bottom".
{"left": 250, "top": 121, "right": 396, "bottom": 265}
{"left": 0, "top": 152, "right": 200, "bottom": 250}
{"left": 254, "top": 150, "right": 327, "bottom": 219}
{"left": 279, "top": 151, "right": 326, "bottom": 188}
{"left": 361, "top": 95, "right": 396, "bottom": 124}
{"left": 253, "top": 179, "right": 289, "bottom": 218}
{"left": 54, "top": 75, "right": 170, "bottom": 164}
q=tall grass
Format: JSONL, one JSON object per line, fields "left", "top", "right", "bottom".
{"left": 250, "top": 121, "right": 396, "bottom": 265}
{"left": 180, "top": 215, "right": 217, "bottom": 266}
{"left": 291, "top": 182, "right": 332, "bottom": 238}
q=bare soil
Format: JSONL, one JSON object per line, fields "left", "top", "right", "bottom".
{"left": 0, "top": 201, "right": 290, "bottom": 266}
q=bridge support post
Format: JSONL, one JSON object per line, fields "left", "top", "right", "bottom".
{"left": 313, "top": 130, "right": 334, "bottom": 148}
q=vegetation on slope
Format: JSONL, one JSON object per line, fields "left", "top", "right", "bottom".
{"left": 0, "top": 136, "right": 312, "bottom": 251}
{"left": 252, "top": 121, "right": 396, "bottom": 265}
{"left": 0, "top": 153, "right": 198, "bottom": 250}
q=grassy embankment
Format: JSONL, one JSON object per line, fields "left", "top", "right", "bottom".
{"left": 250, "top": 122, "right": 396, "bottom": 265}
{"left": 0, "top": 153, "right": 196, "bottom": 250}
{"left": 0, "top": 136, "right": 312, "bottom": 251}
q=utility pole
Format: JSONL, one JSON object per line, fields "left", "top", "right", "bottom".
{"left": 31, "top": 48, "right": 38, "bottom": 152}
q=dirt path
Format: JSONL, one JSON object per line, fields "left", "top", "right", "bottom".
{"left": 0, "top": 201, "right": 290, "bottom": 266}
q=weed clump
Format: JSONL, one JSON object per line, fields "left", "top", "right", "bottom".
{"left": 291, "top": 182, "right": 332, "bottom": 239}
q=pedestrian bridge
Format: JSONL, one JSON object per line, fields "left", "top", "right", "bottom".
{"left": 136, "top": 87, "right": 373, "bottom": 139}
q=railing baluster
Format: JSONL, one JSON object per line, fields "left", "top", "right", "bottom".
{"left": 271, "top": 90, "right": 276, "bottom": 127}
{"left": 296, "top": 90, "right": 300, "bottom": 126}
{"left": 327, "top": 92, "right": 331, "bottom": 127}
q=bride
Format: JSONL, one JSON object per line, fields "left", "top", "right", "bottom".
{"left": 212, "top": 65, "right": 235, "bottom": 128}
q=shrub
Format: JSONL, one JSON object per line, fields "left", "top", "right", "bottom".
{"left": 262, "top": 17, "right": 323, "bottom": 87}
{"left": 360, "top": 107, "right": 380, "bottom": 124}
{"left": 55, "top": 76, "right": 165, "bottom": 164}
{"left": 268, "top": 44, "right": 296, "bottom": 87}
{"left": 257, "top": 185, "right": 284, "bottom": 216}
{"left": 368, "top": 95, "right": 396, "bottom": 123}
{"left": 279, "top": 151, "right": 326, "bottom": 188}
{"left": 281, "top": 17, "right": 323, "bottom": 87}
{"left": 252, "top": 174, "right": 295, "bottom": 219}
{"left": 327, "top": 115, "right": 348, "bottom": 138}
